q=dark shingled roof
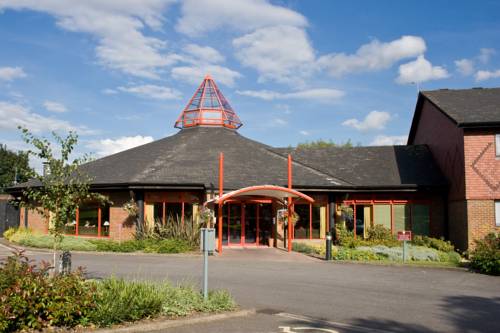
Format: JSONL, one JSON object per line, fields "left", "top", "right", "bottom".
{"left": 11, "top": 128, "right": 446, "bottom": 192}
{"left": 12, "top": 127, "right": 345, "bottom": 191}
{"left": 420, "top": 87, "right": 500, "bottom": 127}
{"left": 273, "top": 145, "right": 446, "bottom": 189}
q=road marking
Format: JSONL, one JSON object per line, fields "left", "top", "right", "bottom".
{"left": 279, "top": 326, "right": 339, "bottom": 333}
{"left": 276, "top": 312, "right": 387, "bottom": 333}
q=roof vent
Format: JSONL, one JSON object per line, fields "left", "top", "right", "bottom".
{"left": 174, "top": 75, "right": 242, "bottom": 129}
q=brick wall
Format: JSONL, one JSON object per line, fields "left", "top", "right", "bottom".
{"left": 467, "top": 200, "right": 500, "bottom": 248}
{"left": 26, "top": 208, "right": 48, "bottom": 233}
{"left": 464, "top": 131, "right": 500, "bottom": 199}
{"left": 108, "top": 191, "right": 136, "bottom": 241}
{"left": 463, "top": 131, "right": 500, "bottom": 248}
{"left": 411, "top": 99, "right": 466, "bottom": 200}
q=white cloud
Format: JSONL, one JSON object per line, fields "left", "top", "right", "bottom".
{"left": 0, "top": 101, "right": 95, "bottom": 134}
{"left": 342, "top": 111, "right": 391, "bottom": 132}
{"left": 317, "top": 36, "right": 426, "bottom": 77}
{"left": 478, "top": 48, "right": 495, "bottom": 64}
{"left": 299, "top": 130, "right": 310, "bottom": 136}
{"left": 0, "top": 66, "right": 27, "bottom": 81}
{"left": 43, "top": 100, "right": 67, "bottom": 113}
{"left": 0, "top": 1, "right": 178, "bottom": 79}
{"left": 475, "top": 69, "right": 500, "bottom": 81}
{"left": 87, "top": 135, "right": 154, "bottom": 157}
{"left": 233, "top": 25, "right": 315, "bottom": 83}
{"left": 183, "top": 44, "right": 224, "bottom": 63}
{"left": 102, "top": 88, "right": 118, "bottom": 95}
{"left": 171, "top": 65, "right": 242, "bottom": 87}
{"left": 117, "top": 84, "right": 182, "bottom": 100}
{"left": 455, "top": 59, "right": 475, "bottom": 76}
{"left": 370, "top": 135, "right": 407, "bottom": 146}
{"left": 176, "top": 0, "right": 307, "bottom": 37}
{"left": 396, "top": 55, "right": 449, "bottom": 84}
{"left": 237, "top": 88, "right": 344, "bottom": 103}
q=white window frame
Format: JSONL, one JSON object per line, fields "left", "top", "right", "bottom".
{"left": 495, "top": 201, "right": 500, "bottom": 227}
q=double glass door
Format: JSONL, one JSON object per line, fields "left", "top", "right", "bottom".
{"left": 220, "top": 202, "right": 273, "bottom": 246}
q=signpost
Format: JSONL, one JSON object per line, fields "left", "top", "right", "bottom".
{"left": 200, "top": 228, "right": 215, "bottom": 299}
{"left": 397, "top": 231, "right": 412, "bottom": 263}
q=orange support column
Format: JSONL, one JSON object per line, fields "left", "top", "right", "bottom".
{"left": 218, "top": 152, "right": 224, "bottom": 253}
{"left": 287, "top": 154, "right": 293, "bottom": 252}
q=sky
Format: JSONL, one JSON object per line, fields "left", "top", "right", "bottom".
{"left": 1, "top": 0, "right": 500, "bottom": 170}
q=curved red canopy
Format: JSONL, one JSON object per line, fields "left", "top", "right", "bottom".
{"left": 214, "top": 185, "right": 314, "bottom": 204}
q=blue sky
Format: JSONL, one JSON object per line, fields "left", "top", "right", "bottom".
{"left": 1, "top": 0, "right": 500, "bottom": 168}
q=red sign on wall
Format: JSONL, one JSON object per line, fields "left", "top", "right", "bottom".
{"left": 397, "top": 231, "right": 412, "bottom": 241}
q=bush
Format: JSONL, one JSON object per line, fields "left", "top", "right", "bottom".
{"left": 412, "top": 235, "right": 455, "bottom": 253}
{"left": 332, "top": 247, "right": 383, "bottom": 261}
{"left": 6, "top": 229, "right": 195, "bottom": 254}
{"left": 335, "top": 224, "right": 399, "bottom": 248}
{"left": 91, "top": 278, "right": 236, "bottom": 326}
{"left": 136, "top": 217, "right": 201, "bottom": 248}
{"left": 469, "top": 233, "right": 500, "bottom": 275}
{"left": 2, "top": 227, "right": 17, "bottom": 240}
{"left": 0, "top": 250, "right": 97, "bottom": 332}
{"left": 292, "top": 242, "right": 324, "bottom": 256}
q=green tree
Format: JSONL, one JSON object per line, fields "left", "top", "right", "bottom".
{"left": 297, "top": 138, "right": 355, "bottom": 149}
{"left": 0, "top": 144, "right": 33, "bottom": 193}
{"left": 17, "top": 127, "right": 109, "bottom": 273}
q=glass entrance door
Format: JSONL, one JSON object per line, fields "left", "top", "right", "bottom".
{"left": 228, "top": 204, "right": 242, "bottom": 244}
{"left": 218, "top": 202, "right": 274, "bottom": 246}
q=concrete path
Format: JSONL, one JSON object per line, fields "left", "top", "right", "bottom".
{"left": 1, "top": 242, "right": 499, "bottom": 332}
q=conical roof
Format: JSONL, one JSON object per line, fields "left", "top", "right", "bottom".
{"left": 174, "top": 75, "right": 242, "bottom": 129}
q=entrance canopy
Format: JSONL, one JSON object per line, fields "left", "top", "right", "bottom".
{"left": 209, "top": 185, "right": 314, "bottom": 205}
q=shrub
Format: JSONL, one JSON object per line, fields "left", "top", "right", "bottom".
{"left": 332, "top": 247, "right": 382, "bottom": 261}
{"left": 136, "top": 217, "right": 201, "bottom": 248}
{"left": 91, "top": 278, "right": 236, "bottom": 326}
{"left": 412, "top": 235, "right": 455, "bottom": 253}
{"left": 90, "top": 277, "right": 165, "bottom": 326}
{"left": 292, "top": 242, "right": 324, "bottom": 256}
{"left": 0, "top": 250, "right": 97, "bottom": 332}
{"left": 366, "top": 225, "right": 394, "bottom": 242}
{"left": 143, "top": 239, "right": 193, "bottom": 254}
{"left": 2, "top": 227, "right": 17, "bottom": 240}
{"left": 335, "top": 224, "right": 360, "bottom": 248}
{"left": 469, "top": 233, "right": 500, "bottom": 275}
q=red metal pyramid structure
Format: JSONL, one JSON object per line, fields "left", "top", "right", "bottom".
{"left": 174, "top": 75, "right": 242, "bottom": 129}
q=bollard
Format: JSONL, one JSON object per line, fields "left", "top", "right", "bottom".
{"left": 325, "top": 232, "right": 332, "bottom": 261}
{"left": 59, "top": 251, "right": 71, "bottom": 275}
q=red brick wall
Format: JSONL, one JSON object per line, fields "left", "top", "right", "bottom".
{"left": 464, "top": 130, "right": 500, "bottom": 199}
{"left": 108, "top": 191, "right": 136, "bottom": 241}
{"left": 26, "top": 208, "right": 48, "bottom": 233}
{"left": 412, "top": 99, "right": 466, "bottom": 200}
{"left": 463, "top": 130, "right": 500, "bottom": 247}
{"left": 467, "top": 200, "right": 500, "bottom": 248}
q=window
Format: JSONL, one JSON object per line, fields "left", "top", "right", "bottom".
{"left": 64, "top": 204, "right": 110, "bottom": 237}
{"left": 374, "top": 204, "right": 391, "bottom": 230}
{"left": 495, "top": 201, "right": 500, "bottom": 227}
{"left": 411, "top": 204, "right": 430, "bottom": 236}
{"left": 294, "top": 204, "right": 310, "bottom": 238}
{"left": 311, "top": 205, "right": 321, "bottom": 238}
{"left": 496, "top": 135, "right": 500, "bottom": 157}
{"left": 166, "top": 203, "right": 183, "bottom": 222}
{"left": 393, "top": 204, "right": 411, "bottom": 233}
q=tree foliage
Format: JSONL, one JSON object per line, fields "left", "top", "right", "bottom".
{"left": 296, "top": 139, "right": 355, "bottom": 149}
{"left": 17, "top": 127, "right": 109, "bottom": 270}
{"left": 0, "top": 144, "right": 33, "bottom": 193}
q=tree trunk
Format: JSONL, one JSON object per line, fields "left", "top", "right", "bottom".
{"left": 52, "top": 239, "right": 58, "bottom": 276}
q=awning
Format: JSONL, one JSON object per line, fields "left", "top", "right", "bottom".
{"left": 208, "top": 185, "right": 314, "bottom": 205}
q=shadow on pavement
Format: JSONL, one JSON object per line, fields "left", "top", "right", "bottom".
{"left": 442, "top": 295, "right": 500, "bottom": 332}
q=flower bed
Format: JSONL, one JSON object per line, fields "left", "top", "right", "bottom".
{"left": 0, "top": 251, "right": 236, "bottom": 332}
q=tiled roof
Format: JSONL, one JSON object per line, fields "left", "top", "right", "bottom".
{"left": 11, "top": 127, "right": 446, "bottom": 191}
{"left": 421, "top": 87, "right": 500, "bottom": 126}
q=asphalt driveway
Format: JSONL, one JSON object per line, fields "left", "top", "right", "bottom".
{"left": 1, "top": 243, "right": 499, "bottom": 332}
